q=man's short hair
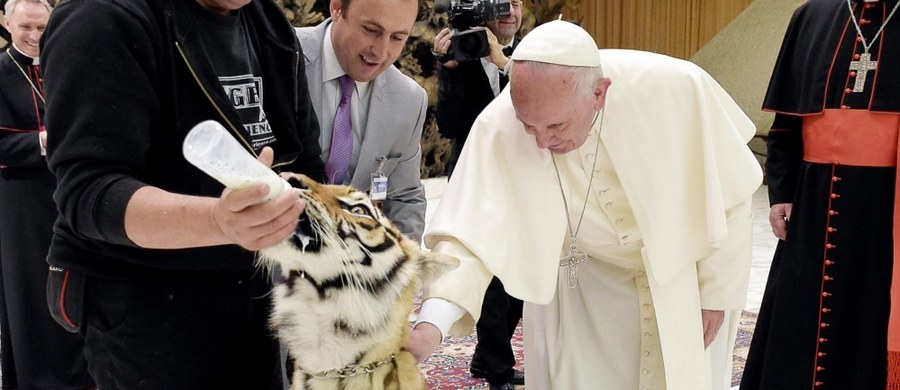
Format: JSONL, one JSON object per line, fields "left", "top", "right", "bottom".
{"left": 339, "top": 0, "right": 422, "bottom": 16}
{"left": 5, "top": 0, "right": 53, "bottom": 17}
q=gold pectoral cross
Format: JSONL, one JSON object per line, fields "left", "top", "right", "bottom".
{"left": 849, "top": 52, "right": 878, "bottom": 92}
{"left": 560, "top": 241, "right": 588, "bottom": 289}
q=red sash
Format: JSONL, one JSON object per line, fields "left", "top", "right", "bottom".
{"left": 803, "top": 109, "right": 900, "bottom": 387}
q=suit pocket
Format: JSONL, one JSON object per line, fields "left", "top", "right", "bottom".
{"left": 46, "top": 266, "right": 86, "bottom": 333}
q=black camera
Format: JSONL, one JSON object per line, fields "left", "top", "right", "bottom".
{"left": 435, "top": 0, "right": 511, "bottom": 62}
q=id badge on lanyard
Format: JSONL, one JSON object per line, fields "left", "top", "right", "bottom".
{"left": 370, "top": 155, "right": 390, "bottom": 201}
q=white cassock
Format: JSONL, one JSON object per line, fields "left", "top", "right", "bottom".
{"left": 423, "top": 49, "right": 763, "bottom": 390}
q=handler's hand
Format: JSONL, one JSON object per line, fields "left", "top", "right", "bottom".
{"left": 769, "top": 203, "right": 793, "bottom": 240}
{"left": 408, "top": 322, "right": 443, "bottom": 363}
{"left": 701, "top": 309, "right": 724, "bottom": 349}
{"left": 211, "top": 147, "right": 305, "bottom": 250}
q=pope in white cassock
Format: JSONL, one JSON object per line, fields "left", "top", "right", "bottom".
{"left": 408, "top": 20, "right": 763, "bottom": 390}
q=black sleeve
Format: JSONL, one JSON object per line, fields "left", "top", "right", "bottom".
{"left": 435, "top": 64, "right": 480, "bottom": 141}
{"left": 765, "top": 113, "right": 803, "bottom": 206}
{"left": 41, "top": 0, "right": 157, "bottom": 246}
{"left": 0, "top": 132, "right": 44, "bottom": 168}
{"left": 0, "top": 74, "right": 45, "bottom": 168}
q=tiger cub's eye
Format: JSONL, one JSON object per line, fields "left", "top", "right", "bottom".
{"left": 348, "top": 205, "right": 371, "bottom": 218}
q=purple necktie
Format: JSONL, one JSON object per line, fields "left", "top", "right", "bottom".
{"left": 325, "top": 75, "right": 355, "bottom": 184}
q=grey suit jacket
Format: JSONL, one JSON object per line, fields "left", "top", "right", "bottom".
{"left": 296, "top": 21, "right": 427, "bottom": 241}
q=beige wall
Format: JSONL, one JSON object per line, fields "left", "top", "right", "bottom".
{"left": 690, "top": 0, "right": 807, "bottom": 138}
{"left": 566, "top": 0, "right": 755, "bottom": 59}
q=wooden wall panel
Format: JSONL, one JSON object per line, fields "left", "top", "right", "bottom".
{"left": 565, "top": 0, "right": 755, "bottom": 59}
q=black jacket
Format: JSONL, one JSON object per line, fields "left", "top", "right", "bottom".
{"left": 41, "top": 0, "right": 325, "bottom": 278}
{"left": 435, "top": 59, "right": 498, "bottom": 142}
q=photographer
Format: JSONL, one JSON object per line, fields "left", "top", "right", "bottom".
{"left": 429, "top": 1, "right": 524, "bottom": 389}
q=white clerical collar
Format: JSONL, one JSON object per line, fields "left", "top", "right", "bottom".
{"left": 11, "top": 43, "right": 39, "bottom": 65}
{"left": 323, "top": 23, "right": 370, "bottom": 97}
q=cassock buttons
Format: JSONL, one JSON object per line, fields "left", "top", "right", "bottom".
{"left": 850, "top": 71, "right": 858, "bottom": 78}
{"left": 845, "top": 88, "right": 853, "bottom": 94}
{"left": 854, "top": 53, "right": 862, "bottom": 60}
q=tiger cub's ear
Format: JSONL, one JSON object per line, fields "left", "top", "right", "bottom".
{"left": 416, "top": 251, "right": 459, "bottom": 287}
{"left": 281, "top": 172, "right": 308, "bottom": 189}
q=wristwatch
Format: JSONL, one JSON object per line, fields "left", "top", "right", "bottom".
{"left": 431, "top": 49, "right": 452, "bottom": 64}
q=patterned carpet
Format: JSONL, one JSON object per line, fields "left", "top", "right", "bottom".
{"left": 419, "top": 310, "right": 758, "bottom": 390}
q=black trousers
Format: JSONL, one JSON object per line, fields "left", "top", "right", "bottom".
{"left": 0, "top": 170, "right": 93, "bottom": 390}
{"left": 81, "top": 270, "right": 284, "bottom": 390}
{"left": 471, "top": 276, "right": 523, "bottom": 385}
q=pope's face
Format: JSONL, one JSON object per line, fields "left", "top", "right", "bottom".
{"left": 329, "top": 0, "right": 418, "bottom": 82}
{"left": 510, "top": 64, "right": 610, "bottom": 154}
{"left": 5, "top": 0, "right": 50, "bottom": 58}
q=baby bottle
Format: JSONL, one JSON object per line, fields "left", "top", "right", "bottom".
{"left": 183, "top": 120, "right": 291, "bottom": 203}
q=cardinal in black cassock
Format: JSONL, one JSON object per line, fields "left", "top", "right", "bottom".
{"left": 0, "top": 43, "right": 93, "bottom": 389}
{"left": 741, "top": 1, "right": 900, "bottom": 389}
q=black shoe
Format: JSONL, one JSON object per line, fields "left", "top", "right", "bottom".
{"left": 509, "top": 368, "right": 525, "bottom": 385}
{"left": 488, "top": 383, "right": 516, "bottom": 390}
{"left": 471, "top": 366, "right": 525, "bottom": 386}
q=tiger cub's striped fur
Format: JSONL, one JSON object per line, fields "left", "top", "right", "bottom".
{"left": 259, "top": 173, "right": 458, "bottom": 390}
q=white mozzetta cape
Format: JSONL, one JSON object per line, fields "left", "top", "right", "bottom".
{"left": 425, "top": 49, "right": 762, "bottom": 334}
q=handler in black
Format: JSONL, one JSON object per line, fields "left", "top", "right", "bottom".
{"left": 40, "top": 0, "right": 324, "bottom": 387}
{"left": 0, "top": 0, "right": 94, "bottom": 388}
{"left": 741, "top": 1, "right": 900, "bottom": 389}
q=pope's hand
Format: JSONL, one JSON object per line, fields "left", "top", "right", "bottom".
{"left": 769, "top": 203, "right": 793, "bottom": 240}
{"left": 408, "top": 322, "right": 443, "bottom": 363}
{"left": 701, "top": 309, "right": 724, "bottom": 349}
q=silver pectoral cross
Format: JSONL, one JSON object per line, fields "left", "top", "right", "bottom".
{"left": 849, "top": 52, "right": 878, "bottom": 92}
{"left": 559, "top": 241, "right": 588, "bottom": 289}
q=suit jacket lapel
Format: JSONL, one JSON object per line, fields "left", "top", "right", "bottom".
{"left": 349, "top": 72, "right": 390, "bottom": 187}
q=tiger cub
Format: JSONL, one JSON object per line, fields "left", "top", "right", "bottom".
{"left": 259, "top": 173, "right": 458, "bottom": 390}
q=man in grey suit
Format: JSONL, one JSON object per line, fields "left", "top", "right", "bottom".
{"left": 295, "top": 0, "right": 427, "bottom": 241}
